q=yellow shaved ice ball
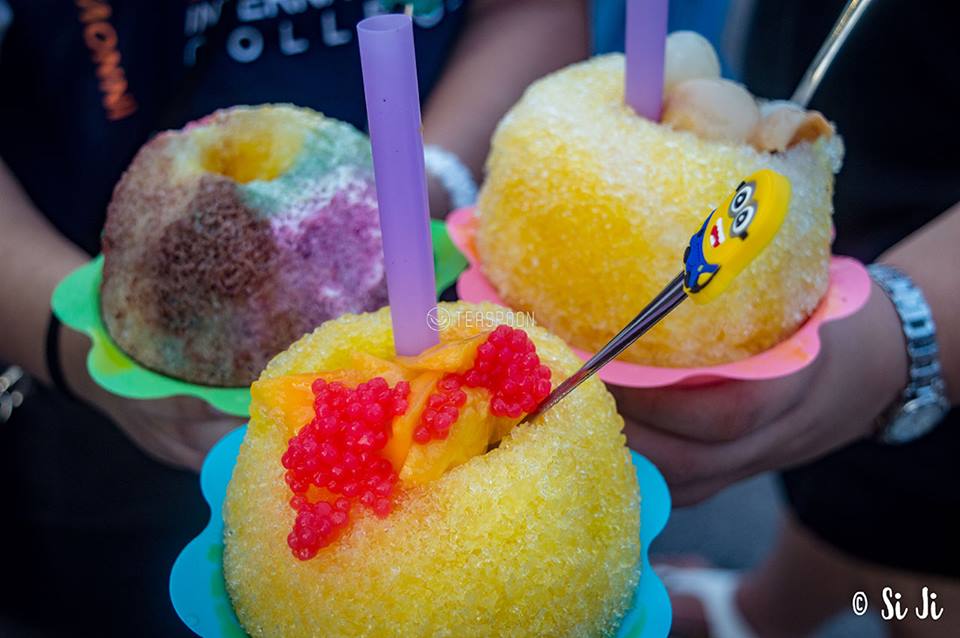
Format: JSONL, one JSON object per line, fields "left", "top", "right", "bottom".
{"left": 224, "top": 302, "right": 640, "bottom": 637}
{"left": 477, "top": 55, "right": 843, "bottom": 367}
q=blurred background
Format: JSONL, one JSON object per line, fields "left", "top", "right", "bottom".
{"left": 655, "top": 474, "right": 885, "bottom": 636}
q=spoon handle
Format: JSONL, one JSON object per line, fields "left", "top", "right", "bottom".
{"left": 791, "top": 0, "right": 875, "bottom": 107}
{"left": 521, "top": 274, "right": 687, "bottom": 423}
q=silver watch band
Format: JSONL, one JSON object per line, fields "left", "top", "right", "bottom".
{"left": 1, "top": 365, "right": 26, "bottom": 423}
{"left": 868, "top": 264, "right": 950, "bottom": 444}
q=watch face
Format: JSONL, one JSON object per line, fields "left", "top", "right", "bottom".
{"left": 912, "top": 404, "right": 944, "bottom": 430}
{"left": 889, "top": 400, "right": 945, "bottom": 443}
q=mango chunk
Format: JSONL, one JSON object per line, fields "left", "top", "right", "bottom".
{"left": 382, "top": 371, "right": 442, "bottom": 471}
{"left": 251, "top": 373, "right": 318, "bottom": 434}
{"left": 349, "top": 352, "right": 415, "bottom": 384}
{"left": 400, "top": 387, "right": 494, "bottom": 485}
{"left": 395, "top": 333, "right": 488, "bottom": 373}
{"left": 252, "top": 365, "right": 401, "bottom": 435}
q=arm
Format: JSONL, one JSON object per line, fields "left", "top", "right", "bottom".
{"left": 881, "top": 205, "right": 960, "bottom": 402}
{"left": 422, "top": 0, "right": 589, "bottom": 212}
{"left": 615, "top": 203, "right": 960, "bottom": 505}
{"left": 0, "top": 160, "right": 87, "bottom": 383}
{"left": 0, "top": 160, "right": 241, "bottom": 470}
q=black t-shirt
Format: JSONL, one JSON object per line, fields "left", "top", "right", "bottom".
{"left": 745, "top": 0, "right": 960, "bottom": 577}
{"left": 0, "top": 0, "right": 467, "bottom": 255}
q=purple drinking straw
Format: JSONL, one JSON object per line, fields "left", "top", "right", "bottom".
{"left": 358, "top": 14, "right": 439, "bottom": 356}
{"left": 625, "top": 0, "right": 668, "bottom": 120}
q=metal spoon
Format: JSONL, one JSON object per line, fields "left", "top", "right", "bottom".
{"left": 791, "top": 0, "right": 875, "bottom": 108}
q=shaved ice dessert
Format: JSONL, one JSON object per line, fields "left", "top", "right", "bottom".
{"left": 477, "top": 33, "right": 842, "bottom": 367}
{"left": 101, "top": 104, "right": 388, "bottom": 386}
{"left": 223, "top": 301, "right": 640, "bottom": 637}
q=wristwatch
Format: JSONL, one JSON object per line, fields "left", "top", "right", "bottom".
{"left": 868, "top": 264, "right": 951, "bottom": 444}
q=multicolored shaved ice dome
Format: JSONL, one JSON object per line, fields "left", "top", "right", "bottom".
{"left": 101, "top": 104, "right": 389, "bottom": 387}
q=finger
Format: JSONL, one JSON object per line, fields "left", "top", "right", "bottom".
{"left": 623, "top": 419, "right": 732, "bottom": 486}
{"left": 667, "top": 471, "right": 757, "bottom": 507}
{"left": 117, "top": 417, "right": 206, "bottom": 472}
{"left": 177, "top": 418, "right": 245, "bottom": 459}
{"left": 610, "top": 371, "right": 811, "bottom": 443}
{"left": 623, "top": 405, "right": 803, "bottom": 488}
{"left": 141, "top": 395, "right": 230, "bottom": 421}
{"left": 154, "top": 417, "right": 242, "bottom": 472}
{"left": 624, "top": 428, "right": 758, "bottom": 507}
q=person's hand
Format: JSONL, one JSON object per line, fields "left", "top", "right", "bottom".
{"left": 60, "top": 326, "right": 244, "bottom": 472}
{"left": 612, "top": 282, "right": 908, "bottom": 506}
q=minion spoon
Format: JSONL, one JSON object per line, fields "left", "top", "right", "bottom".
{"left": 523, "top": 169, "right": 792, "bottom": 423}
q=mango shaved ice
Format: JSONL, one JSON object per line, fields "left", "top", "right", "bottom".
{"left": 224, "top": 302, "right": 640, "bottom": 637}
{"left": 477, "top": 54, "right": 843, "bottom": 367}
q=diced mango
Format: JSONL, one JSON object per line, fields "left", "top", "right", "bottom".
{"left": 252, "top": 368, "right": 390, "bottom": 434}
{"left": 349, "top": 351, "right": 415, "bottom": 384}
{"left": 252, "top": 331, "right": 527, "bottom": 488}
{"left": 252, "top": 349, "right": 414, "bottom": 436}
{"left": 251, "top": 373, "right": 318, "bottom": 434}
{"left": 400, "top": 387, "right": 494, "bottom": 485}
{"left": 382, "top": 371, "right": 442, "bottom": 471}
{"left": 395, "top": 333, "right": 488, "bottom": 373}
